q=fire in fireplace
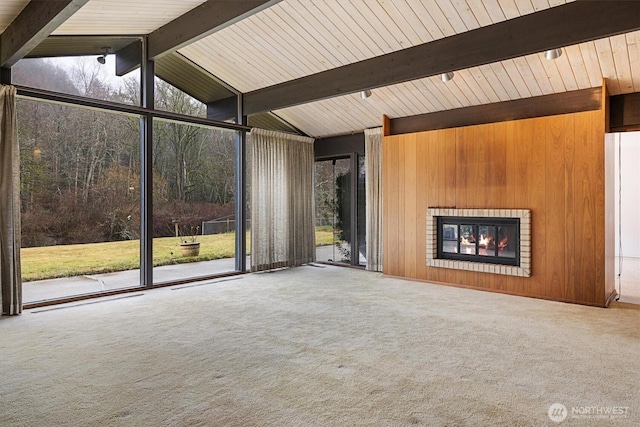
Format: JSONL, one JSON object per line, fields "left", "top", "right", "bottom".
{"left": 437, "top": 217, "right": 520, "bottom": 266}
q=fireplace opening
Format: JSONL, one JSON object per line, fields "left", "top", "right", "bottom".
{"left": 437, "top": 216, "right": 520, "bottom": 266}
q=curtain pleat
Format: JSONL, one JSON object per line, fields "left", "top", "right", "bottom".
{"left": 365, "top": 127, "right": 383, "bottom": 272}
{"left": 0, "top": 85, "right": 22, "bottom": 315}
{"left": 250, "top": 128, "right": 315, "bottom": 272}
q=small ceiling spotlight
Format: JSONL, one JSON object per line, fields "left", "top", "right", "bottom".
{"left": 441, "top": 72, "right": 454, "bottom": 82}
{"left": 545, "top": 48, "right": 563, "bottom": 60}
{"left": 97, "top": 47, "right": 110, "bottom": 65}
{"left": 360, "top": 89, "right": 372, "bottom": 99}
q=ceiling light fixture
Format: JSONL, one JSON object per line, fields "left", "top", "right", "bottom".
{"left": 545, "top": 48, "right": 563, "bottom": 60}
{"left": 441, "top": 72, "right": 454, "bottom": 82}
{"left": 97, "top": 47, "right": 110, "bottom": 65}
{"left": 360, "top": 90, "right": 372, "bottom": 99}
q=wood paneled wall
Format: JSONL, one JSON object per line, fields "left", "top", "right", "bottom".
{"left": 382, "top": 109, "right": 615, "bottom": 306}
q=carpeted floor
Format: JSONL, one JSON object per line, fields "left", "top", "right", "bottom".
{"left": 1, "top": 265, "right": 639, "bottom": 426}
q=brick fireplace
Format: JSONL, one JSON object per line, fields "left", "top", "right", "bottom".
{"left": 427, "top": 209, "right": 531, "bottom": 277}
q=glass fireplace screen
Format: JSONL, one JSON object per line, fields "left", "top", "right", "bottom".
{"left": 437, "top": 216, "right": 520, "bottom": 266}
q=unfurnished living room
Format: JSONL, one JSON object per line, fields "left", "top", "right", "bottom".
{"left": 1, "top": 1, "right": 640, "bottom": 426}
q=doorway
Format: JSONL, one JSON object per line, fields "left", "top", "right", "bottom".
{"left": 613, "top": 131, "right": 640, "bottom": 304}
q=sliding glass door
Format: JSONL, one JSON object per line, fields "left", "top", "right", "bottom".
{"left": 314, "top": 155, "right": 366, "bottom": 266}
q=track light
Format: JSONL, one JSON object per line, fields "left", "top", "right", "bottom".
{"left": 441, "top": 72, "right": 454, "bottom": 82}
{"left": 360, "top": 90, "right": 372, "bottom": 99}
{"left": 97, "top": 47, "right": 110, "bottom": 65}
{"left": 545, "top": 48, "right": 562, "bottom": 60}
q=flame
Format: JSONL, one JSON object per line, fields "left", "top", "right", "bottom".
{"left": 478, "top": 234, "right": 493, "bottom": 248}
{"left": 498, "top": 236, "right": 508, "bottom": 251}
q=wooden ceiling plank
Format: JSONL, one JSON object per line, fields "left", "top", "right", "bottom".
{"left": 479, "top": 64, "right": 511, "bottom": 101}
{"left": 514, "top": 57, "right": 544, "bottom": 96}
{"left": 481, "top": 0, "right": 507, "bottom": 23}
{"left": 382, "top": 0, "right": 432, "bottom": 45}
{"left": 147, "top": 0, "right": 281, "bottom": 60}
{"left": 465, "top": 0, "right": 493, "bottom": 27}
{"left": 594, "top": 38, "right": 621, "bottom": 95}
{"left": 551, "top": 49, "right": 578, "bottom": 92}
{"left": 610, "top": 33, "right": 634, "bottom": 94}
{"left": 563, "top": 44, "right": 591, "bottom": 90}
{"left": 626, "top": 32, "right": 640, "bottom": 93}
{"left": 455, "top": 69, "right": 493, "bottom": 104}
{"left": 348, "top": 0, "right": 405, "bottom": 53}
{"left": 448, "top": 72, "right": 482, "bottom": 105}
{"left": 539, "top": 53, "right": 568, "bottom": 93}
{"left": 530, "top": 0, "right": 552, "bottom": 12}
{"left": 436, "top": 0, "right": 471, "bottom": 33}
{"left": 422, "top": 0, "right": 457, "bottom": 38}
{"left": 314, "top": 1, "right": 378, "bottom": 60}
{"left": 497, "top": 0, "right": 521, "bottom": 20}
{"left": 524, "top": 55, "right": 554, "bottom": 95}
{"left": 577, "top": 42, "right": 602, "bottom": 89}
{"left": 409, "top": 0, "right": 446, "bottom": 40}
{"left": 255, "top": 7, "right": 330, "bottom": 78}
{"left": 1, "top": 0, "right": 89, "bottom": 67}
{"left": 469, "top": 66, "right": 501, "bottom": 104}
{"left": 304, "top": 1, "right": 371, "bottom": 62}
{"left": 514, "top": 0, "right": 535, "bottom": 16}
{"left": 375, "top": 0, "right": 422, "bottom": 47}
{"left": 500, "top": 59, "right": 533, "bottom": 98}
{"left": 243, "top": 1, "right": 640, "bottom": 115}
{"left": 489, "top": 62, "right": 521, "bottom": 100}
{"left": 450, "top": 0, "right": 481, "bottom": 31}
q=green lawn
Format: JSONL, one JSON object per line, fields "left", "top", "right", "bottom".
{"left": 21, "top": 228, "right": 335, "bottom": 282}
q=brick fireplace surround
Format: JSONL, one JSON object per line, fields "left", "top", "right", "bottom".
{"left": 426, "top": 208, "right": 531, "bottom": 277}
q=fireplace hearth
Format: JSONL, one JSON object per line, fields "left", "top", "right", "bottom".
{"left": 427, "top": 209, "right": 531, "bottom": 277}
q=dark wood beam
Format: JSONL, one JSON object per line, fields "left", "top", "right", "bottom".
{"left": 389, "top": 87, "right": 602, "bottom": 135}
{"left": 315, "top": 133, "right": 365, "bottom": 158}
{"left": 147, "top": 0, "right": 281, "bottom": 60}
{"left": 610, "top": 92, "right": 640, "bottom": 133}
{"left": 0, "top": 0, "right": 89, "bottom": 67}
{"left": 244, "top": 1, "right": 640, "bottom": 115}
{"left": 207, "top": 96, "right": 237, "bottom": 121}
{"left": 115, "top": 40, "right": 142, "bottom": 77}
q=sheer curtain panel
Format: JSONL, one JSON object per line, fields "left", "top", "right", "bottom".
{"left": 365, "top": 127, "right": 383, "bottom": 272}
{"left": 0, "top": 85, "right": 21, "bottom": 315}
{"left": 250, "top": 128, "right": 315, "bottom": 272}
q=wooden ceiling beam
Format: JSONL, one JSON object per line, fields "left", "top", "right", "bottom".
{"left": 0, "top": 0, "right": 89, "bottom": 67}
{"left": 147, "top": 0, "right": 281, "bottom": 60}
{"left": 243, "top": 1, "right": 640, "bottom": 115}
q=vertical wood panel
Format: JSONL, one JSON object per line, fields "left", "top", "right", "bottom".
{"left": 426, "top": 131, "right": 440, "bottom": 282}
{"left": 574, "top": 112, "right": 598, "bottom": 304}
{"left": 529, "top": 118, "right": 547, "bottom": 298}
{"left": 382, "top": 136, "right": 399, "bottom": 276}
{"left": 563, "top": 114, "right": 577, "bottom": 301}
{"left": 396, "top": 136, "right": 406, "bottom": 277}
{"left": 404, "top": 134, "right": 418, "bottom": 278}
{"left": 415, "top": 133, "right": 429, "bottom": 281}
{"left": 545, "top": 115, "right": 566, "bottom": 300}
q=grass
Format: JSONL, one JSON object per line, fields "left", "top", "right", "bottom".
{"left": 21, "top": 228, "right": 336, "bottom": 282}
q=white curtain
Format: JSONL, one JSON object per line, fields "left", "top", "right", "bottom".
{"left": 365, "top": 127, "right": 383, "bottom": 272}
{"left": 0, "top": 85, "right": 21, "bottom": 315}
{"left": 250, "top": 128, "right": 315, "bottom": 272}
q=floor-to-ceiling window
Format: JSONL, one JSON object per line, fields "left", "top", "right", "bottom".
{"left": 12, "top": 48, "right": 248, "bottom": 305}
{"left": 152, "top": 118, "right": 238, "bottom": 283}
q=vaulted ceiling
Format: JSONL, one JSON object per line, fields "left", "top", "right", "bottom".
{"left": 1, "top": 0, "right": 639, "bottom": 138}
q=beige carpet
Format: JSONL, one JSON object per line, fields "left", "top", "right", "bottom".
{"left": 1, "top": 265, "right": 639, "bottom": 426}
